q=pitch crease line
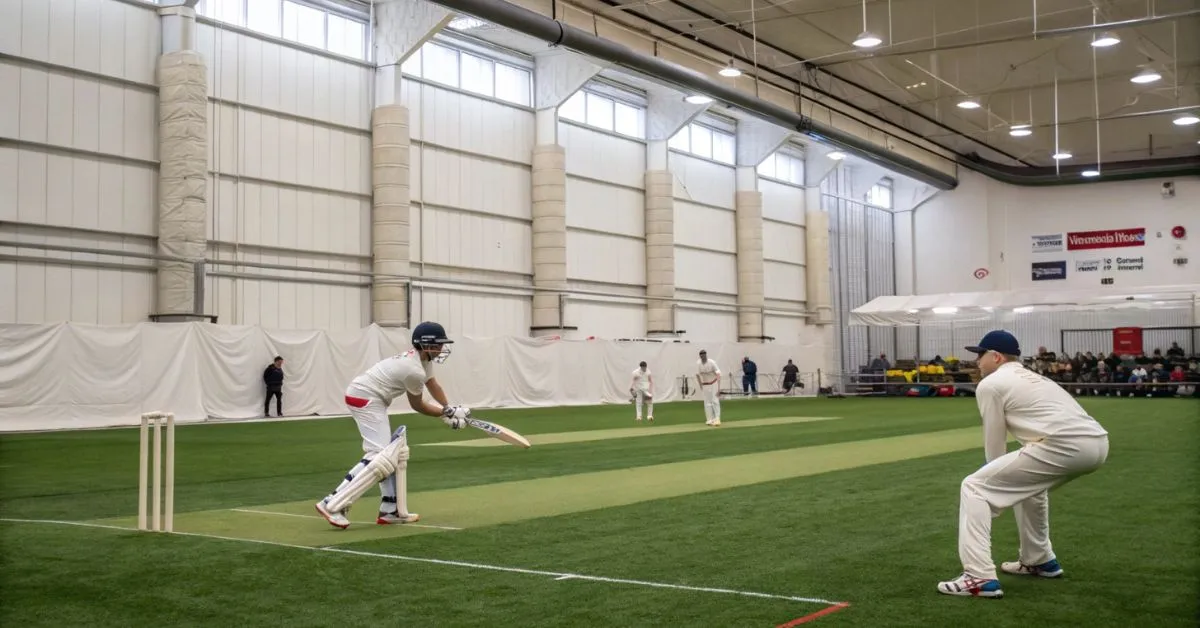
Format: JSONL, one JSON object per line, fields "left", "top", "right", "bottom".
{"left": 0, "top": 518, "right": 846, "bottom": 608}
{"left": 229, "top": 508, "right": 464, "bottom": 530}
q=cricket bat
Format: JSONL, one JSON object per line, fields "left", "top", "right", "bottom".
{"left": 465, "top": 416, "right": 532, "bottom": 449}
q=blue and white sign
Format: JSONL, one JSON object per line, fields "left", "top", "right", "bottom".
{"left": 1032, "top": 260, "right": 1067, "bottom": 281}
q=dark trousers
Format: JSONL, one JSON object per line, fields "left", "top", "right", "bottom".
{"left": 742, "top": 374, "right": 757, "bottom": 394}
{"left": 265, "top": 388, "right": 282, "bottom": 416}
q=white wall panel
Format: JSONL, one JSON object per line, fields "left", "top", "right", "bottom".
{"left": 670, "top": 153, "right": 734, "bottom": 209}
{"left": 893, "top": 210, "right": 914, "bottom": 295}
{"left": 421, "top": 207, "right": 532, "bottom": 275}
{"left": 677, "top": 307, "right": 737, "bottom": 343}
{"left": 760, "top": 179, "right": 806, "bottom": 225}
{"left": 674, "top": 202, "right": 735, "bottom": 253}
{"left": 419, "top": 148, "right": 532, "bottom": 221}
{"left": 208, "top": 276, "right": 368, "bottom": 330}
{"left": 674, "top": 247, "right": 737, "bottom": 295}
{"left": 566, "top": 231, "right": 644, "bottom": 286}
{"left": 764, "top": 315, "right": 804, "bottom": 345}
{"left": 565, "top": 299, "right": 646, "bottom": 339}
{"left": 764, "top": 261, "right": 807, "bottom": 303}
{"left": 763, "top": 222, "right": 805, "bottom": 266}
{"left": 560, "top": 123, "right": 645, "bottom": 189}
{"left": 406, "top": 81, "right": 535, "bottom": 165}
{"left": 565, "top": 178, "right": 643, "bottom": 238}
{"left": 413, "top": 288, "right": 530, "bottom": 339}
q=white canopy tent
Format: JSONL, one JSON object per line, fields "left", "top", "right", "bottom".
{"left": 849, "top": 285, "right": 1200, "bottom": 360}
{"left": 851, "top": 284, "right": 1200, "bottom": 327}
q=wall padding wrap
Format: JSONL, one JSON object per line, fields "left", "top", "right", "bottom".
{"left": 156, "top": 51, "right": 208, "bottom": 315}
{"left": 531, "top": 145, "right": 567, "bottom": 332}
{"left": 644, "top": 170, "right": 675, "bottom": 335}
{"left": 805, "top": 209, "right": 834, "bottom": 325}
{"left": 735, "top": 190, "right": 764, "bottom": 340}
{"left": 372, "top": 105, "right": 411, "bottom": 326}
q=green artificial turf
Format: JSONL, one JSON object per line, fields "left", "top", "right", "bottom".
{"left": 1, "top": 397, "right": 1196, "bottom": 627}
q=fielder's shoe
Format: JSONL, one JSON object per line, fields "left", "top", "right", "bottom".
{"left": 315, "top": 500, "right": 350, "bottom": 530}
{"left": 647, "top": 416, "right": 654, "bottom": 422}
{"left": 1001, "top": 558, "right": 1064, "bottom": 578}
{"left": 936, "top": 573, "right": 1004, "bottom": 598}
{"left": 377, "top": 511, "right": 421, "bottom": 525}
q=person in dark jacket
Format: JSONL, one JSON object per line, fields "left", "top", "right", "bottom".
{"left": 741, "top": 357, "right": 758, "bottom": 396}
{"left": 264, "top": 356, "right": 285, "bottom": 417}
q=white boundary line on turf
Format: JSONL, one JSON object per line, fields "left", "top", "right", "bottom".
{"left": 230, "top": 508, "right": 464, "bottom": 531}
{"left": 0, "top": 517, "right": 845, "bottom": 607}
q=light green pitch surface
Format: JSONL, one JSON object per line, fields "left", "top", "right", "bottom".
{"left": 94, "top": 426, "right": 989, "bottom": 547}
{"left": 423, "top": 415, "right": 843, "bottom": 447}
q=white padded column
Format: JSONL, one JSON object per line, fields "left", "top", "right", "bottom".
{"left": 531, "top": 145, "right": 568, "bottom": 333}
{"left": 372, "top": 104, "right": 411, "bottom": 326}
{"left": 735, "top": 189, "right": 765, "bottom": 340}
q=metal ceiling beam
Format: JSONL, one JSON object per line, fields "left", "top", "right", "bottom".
{"left": 635, "top": 0, "right": 1035, "bottom": 166}
{"left": 816, "top": 8, "right": 1200, "bottom": 67}
{"left": 425, "top": 0, "right": 960, "bottom": 188}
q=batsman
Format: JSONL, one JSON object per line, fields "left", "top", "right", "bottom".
{"left": 315, "top": 321, "right": 471, "bottom": 529}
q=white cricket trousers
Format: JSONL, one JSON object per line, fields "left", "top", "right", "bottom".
{"left": 338, "top": 384, "right": 406, "bottom": 514}
{"left": 634, "top": 390, "right": 653, "bottom": 419}
{"left": 959, "top": 434, "right": 1109, "bottom": 580}
{"left": 701, "top": 384, "right": 721, "bottom": 422}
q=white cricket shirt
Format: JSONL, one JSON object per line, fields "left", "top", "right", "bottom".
{"left": 351, "top": 349, "right": 434, "bottom": 405}
{"left": 697, "top": 359, "right": 721, "bottom": 385}
{"left": 632, "top": 368, "right": 652, "bottom": 391}
{"left": 975, "top": 362, "right": 1108, "bottom": 462}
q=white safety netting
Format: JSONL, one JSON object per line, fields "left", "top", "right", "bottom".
{"left": 0, "top": 323, "right": 828, "bottom": 432}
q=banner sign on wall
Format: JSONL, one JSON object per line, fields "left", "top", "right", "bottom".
{"left": 1031, "top": 260, "right": 1067, "bottom": 281}
{"left": 1031, "top": 234, "right": 1064, "bottom": 252}
{"left": 1066, "top": 228, "right": 1146, "bottom": 250}
{"left": 1075, "top": 259, "right": 1102, "bottom": 272}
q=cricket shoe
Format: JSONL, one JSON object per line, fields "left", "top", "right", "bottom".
{"left": 1001, "top": 558, "right": 1064, "bottom": 578}
{"left": 936, "top": 573, "right": 1004, "bottom": 598}
{"left": 377, "top": 511, "right": 421, "bottom": 525}
{"left": 315, "top": 500, "right": 350, "bottom": 530}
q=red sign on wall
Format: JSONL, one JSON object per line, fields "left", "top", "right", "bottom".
{"left": 1113, "top": 327, "right": 1143, "bottom": 356}
{"left": 1066, "top": 228, "right": 1146, "bottom": 250}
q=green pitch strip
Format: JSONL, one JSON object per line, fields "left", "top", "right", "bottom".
{"left": 93, "top": 426, "right": 989, "bottom": 547}
{"left": 423, "top": 415, "right": 843, "bottom": 447}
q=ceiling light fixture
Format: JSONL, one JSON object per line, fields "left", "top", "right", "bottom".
{"left": 1052, "top": 151, "right": 1073, "bottom": 160}
{"left": 827, "top": 151, "right": 846, "bottom": 160}
{"left": 718, "top": 65, "right": 741, "bottom": 78}
{"left": 1090, "top": 32, "right": 1120, "bottom": 47}
{"left": 957, "top": 98, "right": 981, "bottom": 109}
{"left": 853, "top": 32, "right": 883, "bottom": 48}
{"left": 1081, "top": 169, "right": 1101, "bottom": 177}
{"left": 1009, "top": 124, "right": 1033, "bottom": 137}
{"left": 1130, "top": 67, "right": 1162, "bottom": 84}
{"left": 683, "top": 95, "right": 713, "bottom": 104}
{"left": 447, "top": 16, "right": 486, "bottom": 30}
{"left": 1172, "top": 113, "right": 1200, "bottom": 126}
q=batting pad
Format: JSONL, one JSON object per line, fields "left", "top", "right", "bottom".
{"left": 325, "top": 437, "right": 409, "bottom": 513}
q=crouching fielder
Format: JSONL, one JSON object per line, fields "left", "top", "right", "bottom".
{"left": 697, "top": 350, "right": 721, "bottom": 426}
{"left": 630, "top": 361, "right": 654, "bottom": 422}
{"left": 937, "top": 330, "right": 1109, "bottom": 598}
{"left": 315, "top": 321, "right": 470, "bottom": 529}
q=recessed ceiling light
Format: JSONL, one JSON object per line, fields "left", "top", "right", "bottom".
{"left": 1052, "top": 151, "right": 1073, "bottom": 160}
{"left": 1130, "top": 68, "right": 1162, "bottom": 84}
{"left": 1009, "top": 125, "right": 1033, "bottom": 137}
{"left": 684, "top": 95, "right": 713, "bottom": 104}
{"left": 853, "top": 31, "right": 882, "bottom": 48}
{"left": 718, "top": 66, "right": 741, "bottom": 77}
{"left": 827, "top": 151, "right": 846, "bottom": 160}
{"left": 1081, "top": 170, "right": 1101, "bottom": 177}
{"left": 1172, "top": 114, "right": 1200, "bottom": 126}
{"left": 1090, "top": 32, "right": 1120, "bottom": 47}
{"left": 957, "top": 98, "right": 981, "bottom": 109}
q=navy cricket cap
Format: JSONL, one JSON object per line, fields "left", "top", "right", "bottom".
{"left": 965, "top": 330, "right": 1021, "bottom": 356}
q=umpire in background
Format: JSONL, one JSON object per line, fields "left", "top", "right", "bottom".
{"left": 263, "top": 356, "right": 285, "bottom": 417}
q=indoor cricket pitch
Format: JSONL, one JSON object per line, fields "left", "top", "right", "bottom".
{"left": 1, "top": 397, "right": 1196, "bottom": 627}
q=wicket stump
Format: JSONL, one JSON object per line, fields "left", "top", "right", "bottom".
{"left": 138, "top": 411, "right": 175, "bottom": 532}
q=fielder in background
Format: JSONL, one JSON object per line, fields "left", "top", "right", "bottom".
{"left": 937, "top": 330, "right": 1110, "bottom": 599}
{"left": 314, "top": 321, "right": 471, "bottom": 529}
{"left": 781, "top": 359, "right": 800, "bottom": 395}
{"left": 697, "top": 350, "right": 722, "bottom": 426}
{"left": 630, "top": 361, "right": 654, "bottom": 422}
